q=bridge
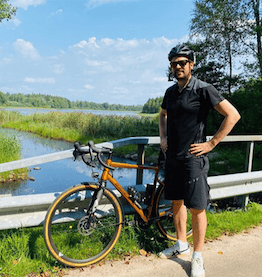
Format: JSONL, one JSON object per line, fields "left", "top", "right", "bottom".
{"left": 0, "top": 135, "right": 262, "bottom": 230}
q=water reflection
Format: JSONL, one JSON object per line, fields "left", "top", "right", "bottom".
{"left": 0, "top": 128, "right": 155, "bottom": 196}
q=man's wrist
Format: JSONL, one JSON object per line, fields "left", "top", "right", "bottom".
{"left": 209, "top": 138, "right": 219, "bottom": 148}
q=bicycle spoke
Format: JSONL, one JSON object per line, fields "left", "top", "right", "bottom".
{"left": 44, "top": 184, "right": 123, "bottom": 267}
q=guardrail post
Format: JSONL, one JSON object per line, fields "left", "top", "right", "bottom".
{"left": 136, "top": 144, "right": 145, "bottom": 185}
{"left": 238, "top": 141, "right": 255, "bottom": 208}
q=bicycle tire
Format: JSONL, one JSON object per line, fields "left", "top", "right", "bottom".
{"left": 43, "top": 183, "right": 124, "bottom": 267}
{"left": 155, "top": 183, "right": 192, "bottom": 241}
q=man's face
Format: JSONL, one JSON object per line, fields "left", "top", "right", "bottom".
{"left": 170, "top": 56, "right": 194, "bottom": 81}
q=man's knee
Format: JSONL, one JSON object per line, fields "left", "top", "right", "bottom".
{"left": 172, "top": 200, "right": 185, "bottom": 213}
{"left": 190, "top": 208, "right": 205, "bottom": 215}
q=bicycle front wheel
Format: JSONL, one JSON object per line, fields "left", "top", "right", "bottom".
{"left": 155, "top": 183, "right": 192, "bottom": 241}
{"left": 43, "top": 183, "right": 124, "bottom": 267}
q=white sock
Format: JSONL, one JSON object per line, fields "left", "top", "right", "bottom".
{"left": 177, "top": 240, "right": 188, "bottom": 250}
{"left": 192, "top": 251, "right": 202, "bottom": 260}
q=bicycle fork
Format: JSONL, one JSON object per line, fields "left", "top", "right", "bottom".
{"left": 89, "top": 181, "right": 106, "bottom": 214}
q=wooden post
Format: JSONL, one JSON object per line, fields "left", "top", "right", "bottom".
{"left": 136, "top": 144, "right": 145, "bottom": 185}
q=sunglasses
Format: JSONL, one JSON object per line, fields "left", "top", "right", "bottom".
{"left": 170, "top": 60, "right": 190, "bottom": 68}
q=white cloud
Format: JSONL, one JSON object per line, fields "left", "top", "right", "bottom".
{"left": 53, "top": 64, "right": 65, "bottom": 74}
{"left": 84, "top": 84, "right": 94, "bottom": 90}
{"left": 24, "top": 77, "right": 55, "bottom": 84}
{"left": 51, "top": 9, "right": 63, "bottom": 16}
{"left": 5, "top": 36, "right": 187, "bottom": 105}
{"left": 73, "top": 37, "right": 100, "bottom": 49}
{"left": 153, "top": 77, "right": 167, "bottom": 83}
{"left": 12, "top": 18, "right": 22, "bottom": 26}
{"left": 12, "top": 0, "right": 46, "bottom": 10}
{"left": 85, "top": 59, "right": 105, "bottom": 66}
{"left": 13, "top": 39, "right": 40, "bottom": 60}
{"left": 86, "top": 0, "right": 138, "bottom": 9}
{"left": 65, "top": 36, "right": 186, "bottom": 103}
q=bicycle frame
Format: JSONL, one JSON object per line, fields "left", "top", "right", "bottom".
{"left": 99, "top": 157, "right": 164, "bottom": 223}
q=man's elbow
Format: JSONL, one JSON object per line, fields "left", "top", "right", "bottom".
{"left": 235, "top": 111, "right": 241, "bottom": 123}
{"left": 232, "top": 110, "right": 241, "bottom": 125}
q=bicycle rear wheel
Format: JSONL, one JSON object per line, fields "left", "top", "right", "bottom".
{"left": 155, "top": 183, "right": 192, "bottom": 241}
{"left": 43, "top": 183, "right": 124, "bottom": 267}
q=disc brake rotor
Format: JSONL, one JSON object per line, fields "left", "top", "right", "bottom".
{"left": 77, "top": 215, "right": 96, "bottom": 236}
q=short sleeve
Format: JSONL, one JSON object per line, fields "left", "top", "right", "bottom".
{"left": 161, "top": 92, "right": 167, "bottom": 110}
{"left": 203, "top": 85, "right": 225, "bottom": 108}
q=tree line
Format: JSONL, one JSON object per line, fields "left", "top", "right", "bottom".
{"left": 0, "top": 91, "right": 142, "bottom": 111}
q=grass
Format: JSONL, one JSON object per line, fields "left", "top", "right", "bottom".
{"left": 0, "top": 111, "right": 159, "bottom": 143}
{"left": 0, "top": 132, "right": 28, "bottom": 182}
{"left": 0, "top": 202, "right": 262, "bottom": 277}
{"left": 0, "top": 110, "right": 159, "bottom": 160}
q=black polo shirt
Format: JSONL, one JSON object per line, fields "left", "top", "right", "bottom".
{"left": 161, "top": 76, "right": 224, "bottom": 159}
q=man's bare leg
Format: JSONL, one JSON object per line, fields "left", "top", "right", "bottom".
{"left": 190, "top": 208, "right": 207, "bottom": 252}
{"left": 173, "top": 200, "right": 187, "bottom": 243}
{"left": 159, "top": 200, "right": 189, "bottom": 258}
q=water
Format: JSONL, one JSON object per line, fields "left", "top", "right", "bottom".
{"left": 0, "top": 128, "right": 155, "bottom": 196}
{"left": 1, "top": 107, "right": 140, "bottom": 117}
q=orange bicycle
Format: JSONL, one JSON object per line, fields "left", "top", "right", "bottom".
{"left": 43, "top": 141, "right": 192, "bottom": 267}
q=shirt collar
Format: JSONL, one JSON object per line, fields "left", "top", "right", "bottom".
{"left": 176, "top": 76, "right": 195, "bottom": 93}
{"left": 185, "top": 76, "right": 195, "bottom": 91}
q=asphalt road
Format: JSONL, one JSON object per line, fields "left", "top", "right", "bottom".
{"left": 64, "top": 225, "right": 262, "bottom": 277}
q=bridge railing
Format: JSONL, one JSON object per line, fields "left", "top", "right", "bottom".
{"left": 0, "top": 135, "right": 262, "bottom": 230}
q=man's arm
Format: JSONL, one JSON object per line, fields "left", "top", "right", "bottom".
{"left": 159, "top": 108, "right": 168, "bottom": 152}
{"left": 190, "top": 99, "right": 241, "bottom": 157}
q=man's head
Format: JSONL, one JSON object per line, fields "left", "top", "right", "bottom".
{"left": 168, "top": 44, "right": 194, "bottom": 81}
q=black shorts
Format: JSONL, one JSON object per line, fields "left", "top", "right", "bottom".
{"left": 164, "top": 156, "right": 210, "bottom": 210}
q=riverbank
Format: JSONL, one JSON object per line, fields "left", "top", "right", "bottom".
{"left": 0, "top": 132, "right": 27, "bottom": 183}
{"left": 0, "top": 110, "right": 159, "bottom": 162}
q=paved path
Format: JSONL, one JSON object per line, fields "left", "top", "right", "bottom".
{"left": 64, "top": 225, "right": 262, "bottom": 277}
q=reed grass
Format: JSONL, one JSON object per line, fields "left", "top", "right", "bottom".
{"left": 0, "top": 111, "right": 158, "bottom": 142}
{"left": 0, "top": 132, "right": 27, "bottom": 181}
{"left": 0, "top": 110, "right": 159, "bottom": 159}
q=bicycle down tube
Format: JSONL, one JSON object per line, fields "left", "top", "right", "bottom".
{"left": 101, "top": 159, "right": 160, "bottom": 223}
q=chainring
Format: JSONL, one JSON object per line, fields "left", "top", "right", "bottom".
{"left": 134, "top": 211, "right": 152, "bottom": 229}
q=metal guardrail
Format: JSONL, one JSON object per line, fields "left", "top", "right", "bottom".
{"left": 1, "top": 135, "right": 262, "bottom": 231}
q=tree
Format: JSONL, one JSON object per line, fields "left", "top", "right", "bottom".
{"left": 166, "top": 41, "right": 239, "bottom": 93}
{"left": 0, "top": 91, "right": 7, "bottom": 105}
{"left": 190, "top": 0, "right": 249, "bottom": 94}
{"left": 241, "top": 0, "right": 262, "bottom": 76}
{"left": 142, "top": 97, "right": 163, "bottom": 114}
{"left": 0, "top": 0, "right": 17, "bottom": 22}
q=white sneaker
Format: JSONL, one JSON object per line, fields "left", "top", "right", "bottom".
{"left": 191, "top": 257, "right": 205, "bottom": 277}
{"left": 159, "top": 242, "right": 190, "bottom": 259}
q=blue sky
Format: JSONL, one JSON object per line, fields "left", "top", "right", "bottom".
{"left": 1, "top": 0, "right": 195, "bottom": 105}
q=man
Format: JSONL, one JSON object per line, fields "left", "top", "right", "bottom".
{"left": 158, "top": 44, "right": 240, "bottom": 277}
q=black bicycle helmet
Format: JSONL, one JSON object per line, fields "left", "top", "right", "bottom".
{"left": 168, "top": 44, "right": 195, "bottom": 62}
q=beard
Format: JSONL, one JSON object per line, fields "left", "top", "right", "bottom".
{"left": 174, "top": 70, "right": 191, "bottom": 81}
